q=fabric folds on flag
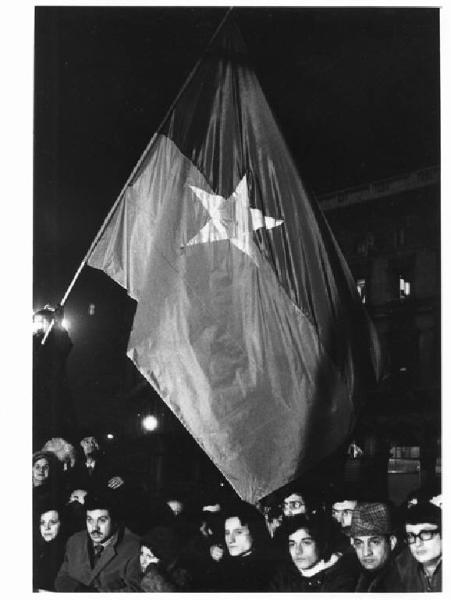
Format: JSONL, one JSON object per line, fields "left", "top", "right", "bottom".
{"left": 88, "top": 20, "right": 381, "bottom": 503}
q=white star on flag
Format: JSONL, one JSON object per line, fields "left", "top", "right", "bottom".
{"left": 186, "top": 175, "right": 283, "bottom": 261}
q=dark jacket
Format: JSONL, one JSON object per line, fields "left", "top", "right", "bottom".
{"left": 270, "top": 553, "right": 359, "bottom": 593}
{"left": 355, "top": 560, "right": 398, "bottom": 593}
{"left": 69, "top": 452, "right": 120, "bottom": 493}
{"left": 141, "top": 562, "right": 191, "bottom": 592}
{"left": 212, "top": 550, "right": 276, "bottom": 592}
{"left": 33, "top": 326, "right": 75, "bottom": 446}
{"left": 33, "top": 535, "right": 66, "bottom": 591}
{"left": 383, "top": 546, "right": 442, "bottom": 592}
{"left": 55, "top": 526, "right": 141, "bottom": 592}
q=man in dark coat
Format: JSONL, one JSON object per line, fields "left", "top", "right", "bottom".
{"left": 350, "top": 502, "right": 400, "bottom": 592}
{"left": 68, "top": 435, "right": 126, "bottom": 496}
{"left": 33, "top": 305, "right": 76, "bottom": 447}
{"left": 54, "top": 492, "right": 141, "bottom": 592}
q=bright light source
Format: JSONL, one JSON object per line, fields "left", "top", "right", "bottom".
{"left": 33, "top": 314, "right": 50, "bottom": 335}
{"left": 142, "top": 415, "right": 158, "bottom": 432}
{"left": 106, "top": 433, "right": 114, "bottom": 440}
{"left": 61, "top": 318, "right": 70, "bottom": 330}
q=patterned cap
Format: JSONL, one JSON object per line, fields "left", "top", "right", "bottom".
{"left": 350, "top": 502, "right": 393, "bottom": 537}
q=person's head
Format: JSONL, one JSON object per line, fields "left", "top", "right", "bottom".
{"left": 40, "top": 509, "right": 61, "bottom": 542}
{"left": 84, "top": 493, "right": 118, "bottom": 544}
{"left": 282, "top": 491, "right": 307, "bottom": 517}
{"left": 80, "top": 436, "right": 100, "bottom": 458}
{"left": 405, "top": 479, "right": 442, "bottom": 510}
{"left": 350, "top": 503, "right": 397, "bottom": 571}
{"left": 140, "top": 526, "right": 180, "bottom": 572}
{"left": 33, "top": 308, "right": 53, "bottom": 335}
{"left": 223, "top": 502, "right": 269, "bottom": 558}
{"left": 404, "top": 502, "right": 442, "bottom": 569}
{"left": 199, "top": 510, "right": 223, "bottom": 539}
{"left": 32, "top": 451, "right": 55, "bottom": 487}
{"left": 265, "top": 504, "right": 283, "bottom": 538}
{"left": 279, "top": 512, "right": 337, "bottom": 572}
{"left": 331, "top": 499, "right": 358, "bottom": 535}
{"left": 68, "top": 489, "right": 88, "bottom": 505}
{"left": 42, "top": 438, "right": 76, "bottom": 471}
{"left": 166, "top": 498, "right": 184, "bottom": 517}
{"left": 140, "top": 544, "right": 159, "bottom": 572}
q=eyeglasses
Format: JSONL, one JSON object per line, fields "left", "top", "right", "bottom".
{"left": 406, "top": 529, "right": 440, "bottom": 544}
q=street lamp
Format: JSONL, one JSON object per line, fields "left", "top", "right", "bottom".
{"left": 142, "top": 414, "right": 158, "bottom": 432}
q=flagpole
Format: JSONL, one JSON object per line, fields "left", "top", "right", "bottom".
{"left": 41, "top": 7, "right": 234, "bottom": 345}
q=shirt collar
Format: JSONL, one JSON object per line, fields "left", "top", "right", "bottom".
{"left": 94, "top": 529, "right": 119, "bottom": 550}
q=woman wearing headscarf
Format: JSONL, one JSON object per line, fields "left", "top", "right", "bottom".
{"left": 33, "top": 497, "right": 68, "bottom": 591}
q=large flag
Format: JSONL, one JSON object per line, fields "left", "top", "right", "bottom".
{"left": 88, "top": 19, "right": 381, "bottom": 503}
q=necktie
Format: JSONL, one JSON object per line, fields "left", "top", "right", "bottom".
{"left": 93, "top": 544, "right": 103, "bottom": 566}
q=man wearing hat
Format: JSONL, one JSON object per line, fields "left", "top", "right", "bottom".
{"left": 350, "top": 502, "right": 399, "bottom": 592}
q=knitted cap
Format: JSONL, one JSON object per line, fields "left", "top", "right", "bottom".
{"left": 350, "top": 502, "right": 393, "bottom": 537}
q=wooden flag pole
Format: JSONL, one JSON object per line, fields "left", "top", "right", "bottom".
{"left": 41, "top": 7, "right": 234, "bottom": 345}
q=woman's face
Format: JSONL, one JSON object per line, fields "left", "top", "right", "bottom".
{"left": 225, "top": 516, "right": 253, "bottom": 557}
{"left": 140, "top": 545, "right": 159, "bottom": 572}
{"left": 289, "top": 527, "right": 320, "bottom": 571}
{"left": 40, "top": 510, "right": 61, "bottom": 542}
{"left": 33, "top": 458, "right": 49, "bottom": 487}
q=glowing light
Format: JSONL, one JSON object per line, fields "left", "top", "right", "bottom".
{"left": 61, "top": 318, "right": 70, "bottom": 330}
{"left": 106, "top": 433, "right": 114, "bottom": 440}
{"left": 142, "top": 415, "right": 158, "bottom": 432}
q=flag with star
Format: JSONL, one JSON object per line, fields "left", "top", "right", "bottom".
{"left": 88, "top": 18, "right": 381, "bottom": 503}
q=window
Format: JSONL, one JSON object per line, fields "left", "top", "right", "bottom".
{"left": 356, "top": 278, "right": 367, "bottom": 303}
{"left": 399, "top": 276, "right": 411, "bottom": 300}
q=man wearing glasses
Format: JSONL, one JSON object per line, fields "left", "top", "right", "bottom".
{"left": 282, "top": 492, "right": 307, "bottom": 518}
{"left": 403, "top": 501, "right": 442, "bottom": 592}
{"left": 384, "top": 500, "right": 442, "bottom": 592}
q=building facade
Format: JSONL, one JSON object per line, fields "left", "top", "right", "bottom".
{"left": 318, "top": 166, "right": 440, "bottom": 494}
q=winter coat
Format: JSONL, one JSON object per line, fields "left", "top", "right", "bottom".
{"left": 212, "top": 550, "right": 276, "bottom": 592}
{"left": 68, "top": 451, "right": 121, "bottom": 493}
{"left": 270, "top": 553, "right": 359, "bottom": 592}
{"left": 382, "top": 546, "right": 442, "bottom": 592}
{"left": 141, "top": 562, "right": 191, "bottom": 592}
{"left": 55, "top": 526, "right": 141, "bottom": 592}
{"left": 33, "top": 535, "right": 66, "bottom": 591}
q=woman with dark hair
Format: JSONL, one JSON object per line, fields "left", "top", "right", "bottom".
{"left": 211, "top": 501, "right": 276, "bottom": 592}
{"left": 33, "top": 497, "right": 68, "bottom": 591}
{"left": 269, "top": 512, "right": 359, "bottom": 592}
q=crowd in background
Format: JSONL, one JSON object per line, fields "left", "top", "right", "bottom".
{"left": 32, "top": 434, "right": 442, "bottom": 592}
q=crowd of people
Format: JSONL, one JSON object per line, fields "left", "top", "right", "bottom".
{"left": 32, "top": 434, "right": 442, "bottom": 592}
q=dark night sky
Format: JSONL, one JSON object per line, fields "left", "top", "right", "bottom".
{"left": 33, "top": 6, "right": 440, "bottom": 428}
